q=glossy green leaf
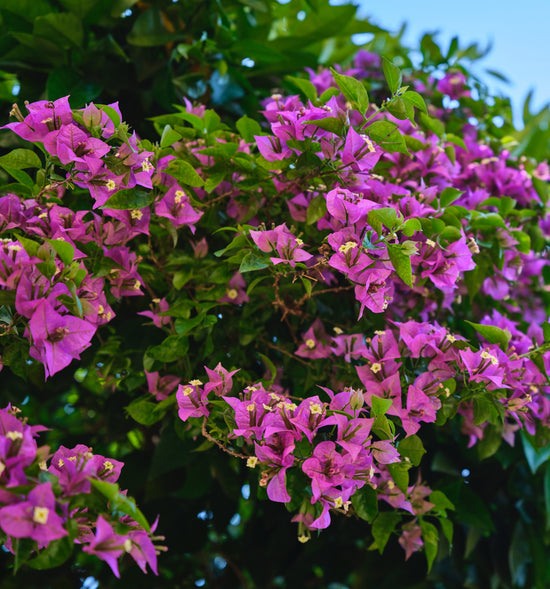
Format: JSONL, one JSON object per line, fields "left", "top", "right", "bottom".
{"left": 370, "top": 395, "right": 393, "bottom": 416}
{"left": 372, "top": 512, "right": 401, "bottom": 553}
{"left": 420, "top": 520, "right": 439, "bottom": 572}
{"left": 352, "top": 484, "right": 378, "bottom": 523}
{"left": 307, "top": 194, "right": 328, "bottom": 225}
{"left": 331, "top": 68, "right": 369, "bottom": 115}
{"left": 237, "top": 115, "right": 263, "bottom": 143}
{"left": 165, "top": 160, "right": 205, "bottom": 187}
{"left": 239, "top": 252, "right": 269, "bottom": 273}
{"left": 126, "top": 398, "right": 164, "bottom": 426}
{"left": 46, "top": 239, "right": 75, "bottom": 266}
{"left": 382, "top": 57, "right": 402, "bottom": 94}
{"left": 160, "top": 125, "right": 183, "bottom": 148}
{"left": 388, "top": 462, "right": 409, "bottom": 494}
{"left": 285, "top": 75, "right": 318, "bottom": 103}
{"left": 465, "top": 321, "right": 511, "bottom": 350}
{"left": 0, "top": 149, "right": 41, "bottom": 170}
{"left": 397, "top": 435, "right": 426, "bottom": 466}
{"left": 365, "top": 120, "right": 408, "bottom": 154}
{"left": 402, "top": 90, "right": 427, "bottom": 113}
{"left": 439, "top": 187, "right": 464, "bottom": 207}
{"left": 521, "top": 430, "right": 550, "bottom": 474}
{"left": 102, "top": 188, "right": 154, "bottom": 210}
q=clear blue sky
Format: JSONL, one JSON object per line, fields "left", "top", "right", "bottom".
{"left": 352, "top": 0, "right": 550, "bottom": 126}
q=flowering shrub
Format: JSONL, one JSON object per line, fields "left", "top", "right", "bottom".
{"left": 0, "top": 404, "right": 161, "bottom": 576}
{"left": 0, "top": 2, "right": 549, "bottom": 586}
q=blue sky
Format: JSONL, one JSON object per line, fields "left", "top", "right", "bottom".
{"left": 353, "top": 0, "right": 550, "bottom": 126}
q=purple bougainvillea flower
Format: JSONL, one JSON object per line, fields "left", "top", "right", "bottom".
{"left": 3, "top": 97, "right": 73, "bottom": 143}
{"left": 154, "top": 185, "right": 203, "bottom": 232}
{"left": 49, "top": 444, "right": 123, "bottom": 496}
{"left": 44, "top": 123, "right": 110, "bottom": 167}
{"left": 218, "top": 272, "right": 249, "bottom": 305}
{"left": 0, "top": 482, "right": 67, "bottom": 548}
{"left": 123, "top": 516, "right": 159, "bottom": 575}
{"left": 296, "top": 319, "right": 332, "bottom": 359}
{"left": 28, "top": 300, "right": 96, "bottom": 378}
{"left": 399, "top": 522, "right": 424, "bottom": 560}
{"left": 176, "top": 382, "right": 210, "bottom": 422}
{"left": 146, "top": 371, "right": 181, "bottom": 401}
{"left": 82, "top": 515, "right": 130, "bottom": 578}
{"left": 203, "top": 363, "right": 239, "bottom": 396}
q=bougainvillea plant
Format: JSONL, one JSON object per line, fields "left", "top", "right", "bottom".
{"left": 0, "top": 3, "right": 549, "bottom": 587}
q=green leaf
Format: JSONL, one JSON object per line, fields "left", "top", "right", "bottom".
{"left": 127, "top": 7, "right": 184, "bottom": 46}
{"left": 0, "top": 149, "right": 41, "bottom": 170}
{"left": 175, "top": 314, "right": 217, "bottom": 335}
{"left": 429, "top": 490, "right": 455, "bottom": 516}
{"left": 419, "top": 112, "right": 445, "bottom": 137}
{"left": 387, "top": 97, "right": 409, "bottom": 121}
{"left": 165, "top": 160, "right": 205, "bottom": 188}
{"left": 402, "top": 91, "right": 427, "bottom": 113}
{"left": 331, "top": 68, "right": 369, "bottom": 115}
{"left": 126, "top": 398, "right": 164, "bottom": 426}
{"left": 102, "top": 188, "right": 154, "bottom": 210}
{"left": 544, "top": 462, "right": 550, "bottom": 529}
{"left": 0, "top": 0, "right": 52, "bottom": 20}
{"left": 16, "top": 234, "right": 39, "bottom": 257}
{"left": 26, "top": 536, "right": 73, "bottom": 570}
{"left": 372, "top": 512, "right": 401, "bottom": 553}
{"left": 46, "top": 239, "right": 74, "bottom": 266}
{"left": 382, "top": 57, "right": 402, "bottom": 94}
{"left": 387, "top": 243, "right": 413, "bottom": 286}
{"left": 285, "top": 75, "right": 318, "bottom": 103}
{"left": 473, "top": 396, "right": 503, "bottom": 426}
{"left": 372, "top": 414, "right": 395, "bottom": 440}
{"left": 58, "top": 0, "right": 99, "bottom": 18}
{"left": 147, "top": 334, "right": 188, "bottom": 363}
{"left": 439, "top": 225, "right": 462, "bottom": 243}
{"left": 302, "top": 117, "right": 345, "bottom": 135}
{"left": 365, "top": 120, "right": 408, "bottom": 154}
{"left": 203, "top": 110, "right": 221, "bottom": 134}
{"left": 236, "top": 115, "right": 262, "bottom": 143}
{"left": 34, "top": 13, "right": 84, "bottom": 48}
{"left": 367, "top": 207, "right": 398, "bottom": 233}
{"left": 439, "top": 187, "right": 464, "bottom": 207}
{"left": 14, "top": 538, "right": 35, "bottom": 573}
{"left": 471, "top": 212, "right": 506, "bottom": 229}
{"left": 101, "top": 105, "right": 121, "bottom": 128}
{"left": 521, "top": 430, "right": 550, "bottom": 474}
{"left": 0, "top": 166, "right": 34, "bottom": 188}
{"left": 259, "top": 353, "right": 277, "bottom": 384}
{"left": 239, "top": 252, "right": 269, "bottom": 273}
{"left": 478, "top": 423, "right": 503, "bottom": 459}
{"left": 160, "top": 125, "right": 182, "bottom": 148}
{"left": 352, "top": 484, "right": 378, "bottom": 523}
{"left": 511, "top": 230, "right": 531, "bottom": 254}
{"left": 420, "top": 519, "right": 439, "bottom": 572}
{"left": 446, "top": 133, "right": 466, "bottom": 149}
{"left": 402, "top": 218, "right": 421, "bottom": 236}
{"left": 307, "top": 194, "right": 328, "bottom": 225}
{"left": 46, "top": 68, "right": 102, "bottom": 106}
{"left": 465, "top": 321, "right": 511, "bottom": 350}
{"left": 370, "top": 395, "right": 393, "bottom": 416}
{"left": 439, "top": 518, "right": 453, "bottom": 546}
{"left": 319, "top": 87, "right": 341, "bottom": 103}
{"left": 90, "top": 480, "right": 150, "bottom": 532}
{"left": 397, "top": 435, "right": 426, "bottom": 466}
{"left": 388, "top": 462, "right": 409, "bottom": 494}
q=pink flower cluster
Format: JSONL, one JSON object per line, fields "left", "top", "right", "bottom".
{"left": 0, "top": 98, "right": 204, "bottom": 379}
{"left": 0, "top": 405, "right": 160, "bottom": 576}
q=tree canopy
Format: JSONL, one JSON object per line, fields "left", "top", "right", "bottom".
{"left": 0, "top": 1, "right": 549, "bottom": 588}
